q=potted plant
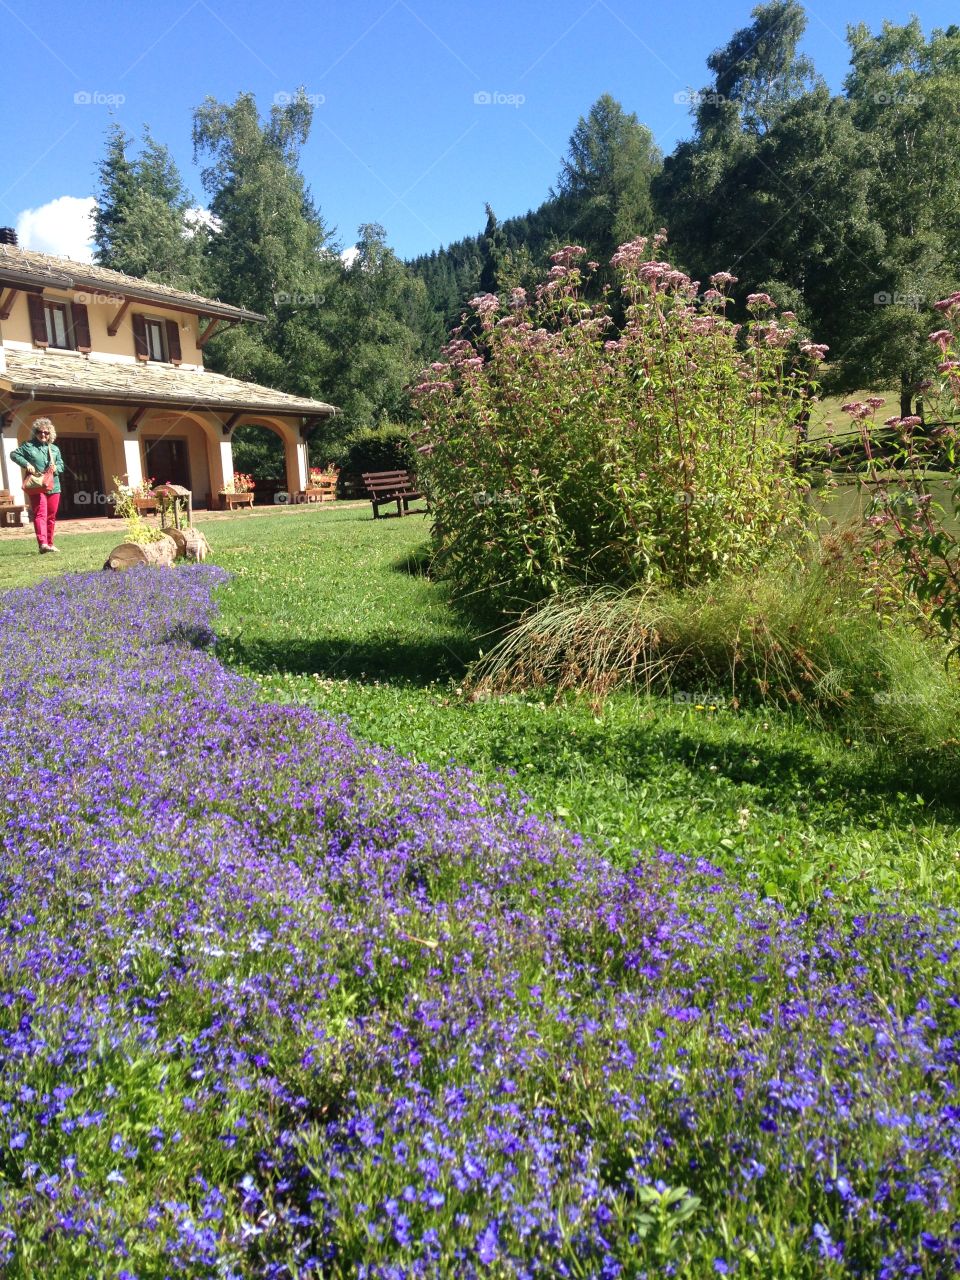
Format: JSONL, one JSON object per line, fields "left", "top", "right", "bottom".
{"left": 220, "top": 471, "right": 255, "bottom": 509}
{"left": 305, "top": 464, "right": 339, "bottom": 502}
{"left": 111, "top": 475, "right": 157, "bottom": 517}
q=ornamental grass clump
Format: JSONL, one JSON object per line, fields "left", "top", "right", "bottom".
{"left": 0, "top": 570, "right": 958, "bottom": 1277}
{"left": 467, "top": 551, "right": 960, "bottom": 746}
{"left": 413, "top": 236, "right": 823, "bottom": 616}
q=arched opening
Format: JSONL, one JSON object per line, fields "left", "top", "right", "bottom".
{"left": 230, "top": 423, "right": 288, "bottom": 504}
{"left": 16, "top": 405, "right": 122, "bottom": 519}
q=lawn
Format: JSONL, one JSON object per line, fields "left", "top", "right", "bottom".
{"left": 2, "top": 506, "right": 957, "bottom": 911}
{"left": 1, "top": 508, "right": 958, "bottom": 1277}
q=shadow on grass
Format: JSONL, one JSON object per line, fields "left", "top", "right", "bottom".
{"left": 219, "top": 633, "right": 478, "bottom": 685}
{"left": 390, "top": 545, "right": 435, "bottom": 578}
{"left": 640, "top": 724, "right": 960, "bottom": 819}
{"left": 470, "top": 708, "right": 960, "bottom": 819}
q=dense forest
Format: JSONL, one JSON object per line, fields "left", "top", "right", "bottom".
{"left": 92, "top": 2, "right": 960, "bottom": 445}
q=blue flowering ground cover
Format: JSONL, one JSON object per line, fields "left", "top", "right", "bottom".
{"left": 0, "top": 567, "right": 958, "bottom": 1279}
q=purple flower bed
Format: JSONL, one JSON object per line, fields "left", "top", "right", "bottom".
{"left": 0, "top": 568, "right": 958, "bottom": 1277}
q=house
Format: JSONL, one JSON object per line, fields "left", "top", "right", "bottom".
{"left": 0, "top": 228, "right": 337, "bottom": 518}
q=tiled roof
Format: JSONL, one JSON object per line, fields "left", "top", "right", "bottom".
{"left": 1, "top": 349, "right": 336, "bottom": 417}
{"left": 0, "top": 245, "right": 266, "bottom": 323}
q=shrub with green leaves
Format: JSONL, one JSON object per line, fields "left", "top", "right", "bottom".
{"left": 844, "top": 299, "right": 960, "bottom": 660}
{"left": 413, "top": 237, "right": 824, "bottom": 616}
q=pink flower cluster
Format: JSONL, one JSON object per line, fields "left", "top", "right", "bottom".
{"left": 799, "top": 341, "right": 829, "bottom": 362}
{"left": 549, "top": 245, "right": 587, "bottom": 269}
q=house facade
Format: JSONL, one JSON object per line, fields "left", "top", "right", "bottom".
{"left": 0, "top": 230, "right": 336, "bottom": 518}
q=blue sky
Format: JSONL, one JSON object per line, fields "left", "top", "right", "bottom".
{"left": 0, "top": 0, "right": 953, "bottom": 263}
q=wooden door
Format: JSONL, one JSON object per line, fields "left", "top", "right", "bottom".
{"left": 144, "top": 438, "right": 191, "bottom": 490}
{"left": 57, "top": 436, "right": 106, "bottom": 519}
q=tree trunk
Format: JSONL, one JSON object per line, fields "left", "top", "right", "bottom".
{"left": 104, "top": 537, "right": 178, "bottom": 571}
{"left": 164, "top": 527, "right": 210, "bottom": 562}
{"left": 900, "top": 373, "right": 913, "bottom": 419}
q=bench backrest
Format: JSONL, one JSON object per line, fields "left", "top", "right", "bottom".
{"left": 0, "top": 490, "right": 18, "bottom": 506}
{"left": 363, "top": 470, "right": 415, "bottom": 495}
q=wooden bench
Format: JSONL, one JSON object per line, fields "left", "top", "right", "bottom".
{"left": 0, "top": 491, "right": 25, "bottom": 528}
{"left": 362, "top": 470, "right": 427, "bottom": 519}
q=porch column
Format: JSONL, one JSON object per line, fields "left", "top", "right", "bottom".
{"left": 291, "top": 435, "right": 309, "bottom": 496}
{"left": 122, "top": 436, "right": 144, "bottom": 489}
{"left": 215, "top": 438, "right": 234, "bottom": 495}
{"left": 1, "top": 422, "right": 25, "bottom": 505}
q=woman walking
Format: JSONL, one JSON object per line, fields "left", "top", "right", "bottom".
{"left": 11, "top": 418, "right": 65, "bottom": 553}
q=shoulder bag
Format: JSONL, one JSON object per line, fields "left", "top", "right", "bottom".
{"left": 23, "top": 446, "right": 55, "bottom": 494}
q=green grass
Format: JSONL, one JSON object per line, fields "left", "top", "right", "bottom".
{"left": 807, "top": 387, "right": 900, "bottom": 439}
{"left": 3, "top": 505, "right": 958, "bottom": 909}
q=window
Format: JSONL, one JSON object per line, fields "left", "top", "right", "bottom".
{"left": 133, "top": 314, "right": 181, "bottom": 364}
{"left": 144, "top": 318, "right": 167, "bottom": 362}
{"left": 27, "top": 295, "right": 91, "bottom": 352}
{"left": 44, "top": 301, "right": 72, "bottom": 349}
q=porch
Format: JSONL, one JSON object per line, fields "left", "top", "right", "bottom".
{"left": 0, "top": 348, "right": 336, "bottom": 518}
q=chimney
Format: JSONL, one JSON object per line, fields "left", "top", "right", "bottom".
{"left": 0, "top": 227, "right": 17, "bottom": 246}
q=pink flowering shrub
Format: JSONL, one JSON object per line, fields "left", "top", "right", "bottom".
{"left": 849, "top": 300, "right": 960, "bottom": 657}
{"left": 413, "top": 238, "right": 822, "bottom": 614}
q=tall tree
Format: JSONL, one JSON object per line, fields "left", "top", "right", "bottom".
{"left": 92, "top": 125, "right": 207, "bottom": 291}
{"left": 552, "top": 94, "right": 661, "bottom": 264}
{"left": 192, "top": 89, "right": 331, "bottom": 315}
{"left": 834, "top": 18, "right": 960, "bottom": 413}
{"left": 654, "top": 3, "right": 824, "bottom": 290}
{"left": 191, "top": 89, "right": 336, "bottom": 393}
{"left": 695, "top": 0, "right": 821, "bottom": 140}
{"left": 317, "top": 224, "right": 431, "bottom": 432}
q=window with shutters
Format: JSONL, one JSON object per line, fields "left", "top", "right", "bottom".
{"left": 27, "top": 294, "right": 92, "bottom": 352}
{"left": 44, "top": 301, "right": 73, "bottom": 349}
{"left": 144, "top": 318, "right": 167, "bottom": 362}
{"left": 133, "top": 314, "right": 183, "bottom": 365}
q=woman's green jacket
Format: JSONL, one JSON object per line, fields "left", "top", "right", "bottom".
{"left": 10, "top": 441, "right": 64, "bottom": 496}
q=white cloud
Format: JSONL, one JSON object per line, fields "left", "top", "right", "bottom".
{"left": 184, "top": 206, "right": 220, "bottom": 235}
{"left": 341, "top": 245, "right": 360, "bottom": 267}
{"left": 16, "top": 196, "right": 96, "bottom": 261}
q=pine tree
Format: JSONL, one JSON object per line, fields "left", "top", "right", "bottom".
{"left": 92, "top": 125, "right": 207, "bottom": 291}
{"left": 552, "top": 94, "right": 661, "bottom": 264}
